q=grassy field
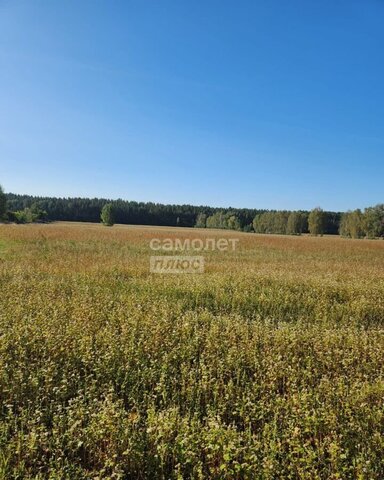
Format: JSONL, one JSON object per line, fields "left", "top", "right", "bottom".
{"left": 0, "top": 222, "right": 383, "bottom": 479}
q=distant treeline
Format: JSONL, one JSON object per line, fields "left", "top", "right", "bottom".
{"left": 5, "top": 193, "right": 342, "bottom": 234}
{"left": 200, "top": 205, "right": 384, "bottom": 238}
{"left": 4, "top": 193, "right": 259, "bottom": 229}
{"left": 195, "top": 209, "right": 341, "bottom": 235}
{"left": 339, "top": 205, "right": 384, "bottom": 239}
{"left": 3, "top": 193, "right": 383, "bottom": 238}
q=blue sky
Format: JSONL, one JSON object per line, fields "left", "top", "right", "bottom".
{"left": 1, "top": 0, "right": 383, "bottom": 211}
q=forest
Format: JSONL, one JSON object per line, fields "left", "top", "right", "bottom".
{"left": 2, "top": 192, "right": 384, "bottom": 238}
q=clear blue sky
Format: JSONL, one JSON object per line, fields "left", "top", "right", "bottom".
{"left": 1, "top": 0, "right": 383, "bottom": 211}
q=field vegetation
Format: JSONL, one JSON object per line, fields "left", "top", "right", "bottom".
{"left": 0, "top": 222, "right": 383, "bottom": 479}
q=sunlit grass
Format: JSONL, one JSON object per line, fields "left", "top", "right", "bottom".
{"left": 0, "top": 222, "right": 383, "bottom": 478}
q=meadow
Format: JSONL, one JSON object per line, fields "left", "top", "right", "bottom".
{"left": 0, "top": 222, "right": 383, "bottom": 479}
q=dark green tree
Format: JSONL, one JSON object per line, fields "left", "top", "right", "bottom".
{"left": 0, "top": 185, "right": 6, "bottom": 220}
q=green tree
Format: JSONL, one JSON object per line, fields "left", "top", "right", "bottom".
{"left": 286, "top": 211, "right": 306, "bottom": 235}
{"left": 363, "top": 204, "right": 384, "bottom": 238}
{"left": 31, "top": 202, "right": 48, "bottom": 221}
{"left": 308, "top": 207, "right": 326, "bottom": 236}
{"left": 206, "top": 211, "right": 226, "bottom": 229}
{"left": 13, "top": 203, "right": 47, "bottom": 223}
{"left": 339, "top": 212, "right": 350, "bottom": 237}
{"left": 253, "top": 212, "right": 273, "bottom": 233}
{"left": 195, "top": 213, "right": 207, "bottom": 228}
{"left": 14, "top": 209, "right": 33, "bottom": 224}
{"left": 0, "top": 185, "right": 6, "bottom": 220}
{"left": 273, "top": 211, "right": 289, "bottom": 234}
{"left": 101, "top": 203, "right": 115, "bottom": 226}
{"left": 339, "top": 210, "right": 364, "bottom": 238}
{"left": 227, "top": 214, "right": 241, "bottom": 231}
{"left": 252, "top": 213, "right": 263, "bottom": 233}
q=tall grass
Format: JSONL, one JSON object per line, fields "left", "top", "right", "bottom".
{"left": 0, "top": 223, "right": 383, "bottom": 479}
